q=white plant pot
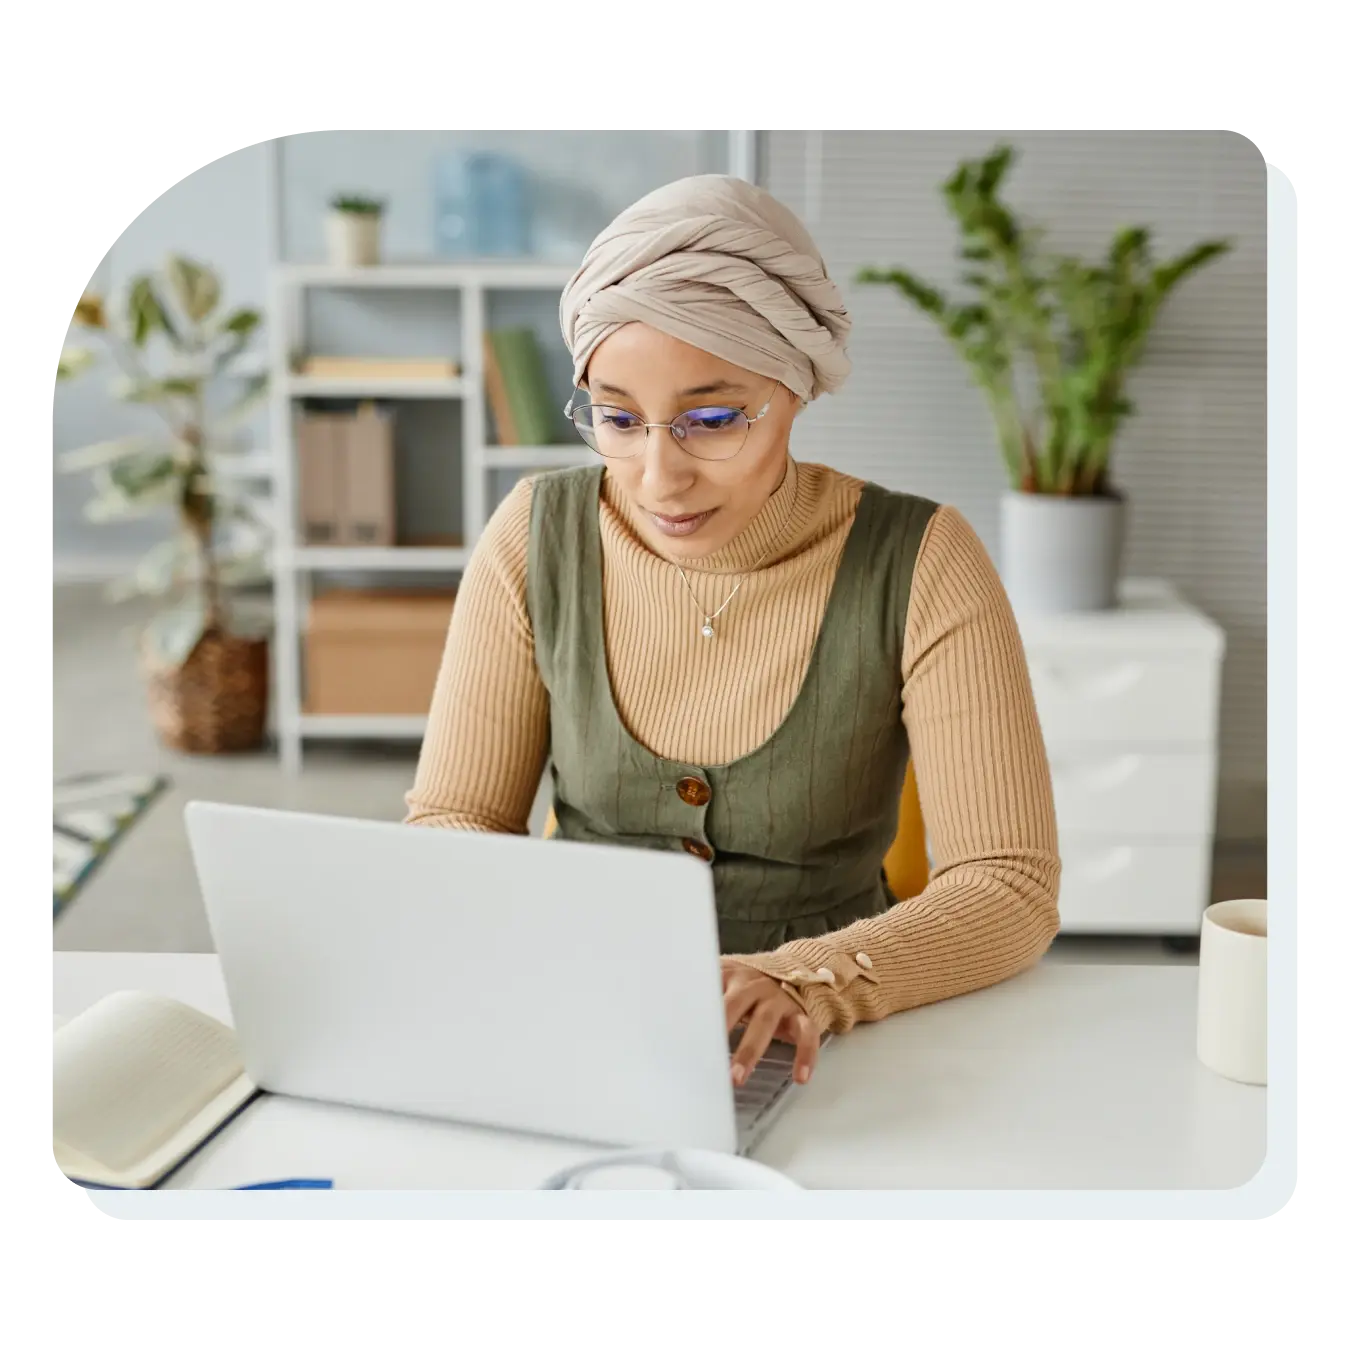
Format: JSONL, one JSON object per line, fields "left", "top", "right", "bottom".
{"left": 326, "top": 211, "right": 382, "bottom": 267}
{"left": 999, "top": 490, "right": 1125, "bottom": 617}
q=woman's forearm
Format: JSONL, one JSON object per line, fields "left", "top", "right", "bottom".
{"left": 726, "top": 504, "right": 1062, "bottom": 1033}
{"left": 723, "top": 850, "right": 1060, "bottom": 1033}
{"left": 404, "top": 480, "right": 549, "bottom": 835}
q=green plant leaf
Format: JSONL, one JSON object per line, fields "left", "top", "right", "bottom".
{"left": 1109, "top": 226, "right": 1151, "bottom": 267}
{"left": 164, "top": 255, "right": 221, "bottom": 323}
{"left": 329, "top": 193, "right": 385, "bottom": 215}
{"left": 220, "top": 307, "right": 261, "bottom": 338}
{"left": 58, "top": 436, "right": 161, "bottom": 474}
{"left": 975, "top": 144, "right": 1015, "bottom": 195}
{"left": 115, "top": 374, "right": 202, "bottom": 403}
{"left": 85, "top": 491, "right": 176, "bottom": 522}
{"left": 84, "top": 453, "right": 181, "bottom": 520}
{"left": 211, "top": 316, "right": 260, "bottom": 369}
{"left": 947, "top": 304, "right": 990, "bottom": 339}
{"left": 216, "top": 550, "right": 271, "bottom": 588}
{"left": 1151, "top": 240, "right": 1232, "bottom": 299}
{"left": 113, "top": 458, "right": 179, "bottom": 495}
{"left": 127, "top": 276, "right": 177, "bottom": 347}
{"left": 144, "top": 599, "right": 209, "bottom": 668}
{"left": 856, "top": 266, "right": 948, "bottom": 318}
{"left": 106, "top": 537, "right": 192, "bottom": 601}
{"left": 57, "top": 346, "right": 96, "bottom": 381}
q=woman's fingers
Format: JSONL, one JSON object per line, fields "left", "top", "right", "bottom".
{"left": 730, "top": 1001, "right": 781, "bottom": 1087}
{"left": 786, "top": 1012, "right": 821, "bottom": 1085}
{"left": 723, "top": 974, "right": 764, "bottom": 1033}
{"left": 722, "top": 969, "right": 824, "bottom": 1088}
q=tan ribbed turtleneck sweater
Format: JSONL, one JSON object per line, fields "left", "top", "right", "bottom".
{"left": 406, "top": 459, "right": 1060, "bottom": 1034}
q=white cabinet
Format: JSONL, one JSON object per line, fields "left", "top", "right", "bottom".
{"left": 1018, "top": 580, "right": 1225, "bottom": 936}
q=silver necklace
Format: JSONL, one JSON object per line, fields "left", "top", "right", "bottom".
{"left": 672, "top": 525, "right": 789, "bottom": 640}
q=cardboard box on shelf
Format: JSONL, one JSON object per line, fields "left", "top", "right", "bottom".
{"left": 304, "top": 589, "right": 457, "bottom": 717}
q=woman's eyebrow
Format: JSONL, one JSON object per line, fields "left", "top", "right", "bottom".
{"left": 590, "top": 379, "right": 747, "bottom": 400}
{"left": 680, "top": 381, "right": 747, "bottom": 398}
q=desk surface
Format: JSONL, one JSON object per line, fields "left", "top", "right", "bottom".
{"left": 53, "top": 953, "right": 1265, "bottom": 1191}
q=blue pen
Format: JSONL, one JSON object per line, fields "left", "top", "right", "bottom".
{"left": 234, "top": 1178, "right": 333, "bottom": 1190}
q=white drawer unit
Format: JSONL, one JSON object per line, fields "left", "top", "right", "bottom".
{"left": 1028, "top": 654, "right": 1220, "bottom": 747}
{"left": 1056, "top": 839, "right": 1214, "bottom": 935}
{"left": 1017, "top": 580, "right": 1226, "bottom": 938}
{"left": 1049, "top": 751, "right": 1216, "bottom": 838}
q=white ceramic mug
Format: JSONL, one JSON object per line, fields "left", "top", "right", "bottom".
{"left": 1196, "top": 898, "right": 1267, "bottom": 1085}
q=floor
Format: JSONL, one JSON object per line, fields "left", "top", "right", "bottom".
{"left": 53, "top": 583, "right": 1264, "bottom": 961}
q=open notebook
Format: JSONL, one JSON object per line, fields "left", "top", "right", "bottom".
{"left": 54, "top": 991, "right": 256, "bottom": 1189}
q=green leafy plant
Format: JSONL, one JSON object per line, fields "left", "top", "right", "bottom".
{"left": 56, "top": 255, "right": 271, "bottom": 666}
{"left": 857, "top": 145, "right": 1231, "bottom": 496}
{"left": 329, "top": 193, "right": 385, "bottom": 216}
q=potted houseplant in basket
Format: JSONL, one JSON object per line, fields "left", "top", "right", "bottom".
{"left": 327, "top": 193, "right": 385, "bottom": 266}
{"left": 857, "top": 144, "right": 1231, "bottom": 615}
{"left": 57, "top": 255, "right": 272, "bottom": 753}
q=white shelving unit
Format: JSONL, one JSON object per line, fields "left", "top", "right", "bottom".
{"left": 267, "top": 261, "right": 592, "bottom": 770}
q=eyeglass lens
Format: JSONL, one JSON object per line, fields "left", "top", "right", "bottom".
{"left": 570, "top": 404, "right": 751, "bottom": 461}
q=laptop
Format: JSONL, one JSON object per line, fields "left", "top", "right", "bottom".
{"left": 183, "top": 801, "right": 817, "bottom": 1156}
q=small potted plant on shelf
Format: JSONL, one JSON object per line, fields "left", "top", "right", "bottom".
{"left": 57, "top": 255, "right": 273, "bottom": 754}
{"left": 327, "top": 193, "right": 385, "bottom": 266}
{"left": 857, "top": 144, "right": 1230, "bottom": 615}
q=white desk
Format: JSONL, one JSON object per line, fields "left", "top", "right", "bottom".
{"left": 54, "top": 953, "right": 1265, "bottom": 1191}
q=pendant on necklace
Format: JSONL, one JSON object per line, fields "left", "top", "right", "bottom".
{"left": 700, "top": 622, "right": 715, "bottom": 639}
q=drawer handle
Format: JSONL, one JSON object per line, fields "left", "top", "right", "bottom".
{"left": 1068, "top": 847, "right": 1135, "bottom": 883}
{"left": 1052, "top": 754, "right": 1144, "bottom": 793}
{"left": 1033, "top": 662, "right": 1146, "bottom": 701}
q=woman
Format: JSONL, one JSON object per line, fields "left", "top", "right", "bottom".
{"left": 407, "top": 174, "right": 1060, "bottom": 1089}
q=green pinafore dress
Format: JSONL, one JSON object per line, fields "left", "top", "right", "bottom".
{"left": 528, "top": 466, "right": 937, "bottom": 954}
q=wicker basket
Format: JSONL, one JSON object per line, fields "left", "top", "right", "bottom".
{"left": 143, "top": 629, "right": 269, "bottom": 754}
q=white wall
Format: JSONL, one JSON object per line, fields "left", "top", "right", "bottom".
{"left": 763, "top": 131, "right": 1266, "bottom": 842}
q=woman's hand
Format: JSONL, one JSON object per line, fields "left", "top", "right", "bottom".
{"left": 721, "top": 959, "right": 821, "bottom": 1088}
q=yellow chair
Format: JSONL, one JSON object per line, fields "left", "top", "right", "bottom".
{"left": 884, "top": 758, "right": 928, "bottom": 901}
{"left": 542, "top": 760, "right": 928, "bottom": 901}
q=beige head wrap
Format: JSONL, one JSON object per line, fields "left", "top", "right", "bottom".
{"left": 559, "top": 175, "right": 851, "bottom": 403}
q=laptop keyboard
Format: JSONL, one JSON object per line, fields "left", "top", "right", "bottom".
{"left": 730, "top": 1029, "right": 803, "bottom": 1150}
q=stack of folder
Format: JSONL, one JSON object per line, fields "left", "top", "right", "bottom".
{"left": 296, "top": 403, "right": 396, "bottom": 546}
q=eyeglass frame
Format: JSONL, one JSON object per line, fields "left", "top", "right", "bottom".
{"left": 562, "top": 383, "right": 781, "bottom": 461}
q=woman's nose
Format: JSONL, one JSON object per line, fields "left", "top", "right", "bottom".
{"left": 641, "top": 424, "right": 696, "bottom": 495}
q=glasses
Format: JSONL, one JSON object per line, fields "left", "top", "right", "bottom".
{"left": 563, "top": 386, "right": 778, "bottom": 462}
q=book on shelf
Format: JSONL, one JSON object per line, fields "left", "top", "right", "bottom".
{"left": 482, "top": 333, "right": 519, "bottom": 445}
{"left": 297, "top": 355, "right": 460, "bottom": 380}
{"left": 296, "top": 402, "right": 396, "bottom": 546}
{"left": 485, "top": 327, "right": 557, "bottom": 448}
{"left": 54, "top": 990, "right": 256, "bottom": 1189}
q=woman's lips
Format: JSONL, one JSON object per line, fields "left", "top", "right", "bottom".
{"left": 648, "top": 508, "right": 717, "bottom": 537}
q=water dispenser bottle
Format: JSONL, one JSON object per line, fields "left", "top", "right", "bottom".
{"left": 434, "top": 152, "right": 532, "bottom": 257}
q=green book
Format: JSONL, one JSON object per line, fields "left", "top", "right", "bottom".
{"left": 489, "top": 327, "right": 557, "bottom": 448}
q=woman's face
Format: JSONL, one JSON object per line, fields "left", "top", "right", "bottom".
{"left": 581, "top": 323, "right": 800, "bottom": 561}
